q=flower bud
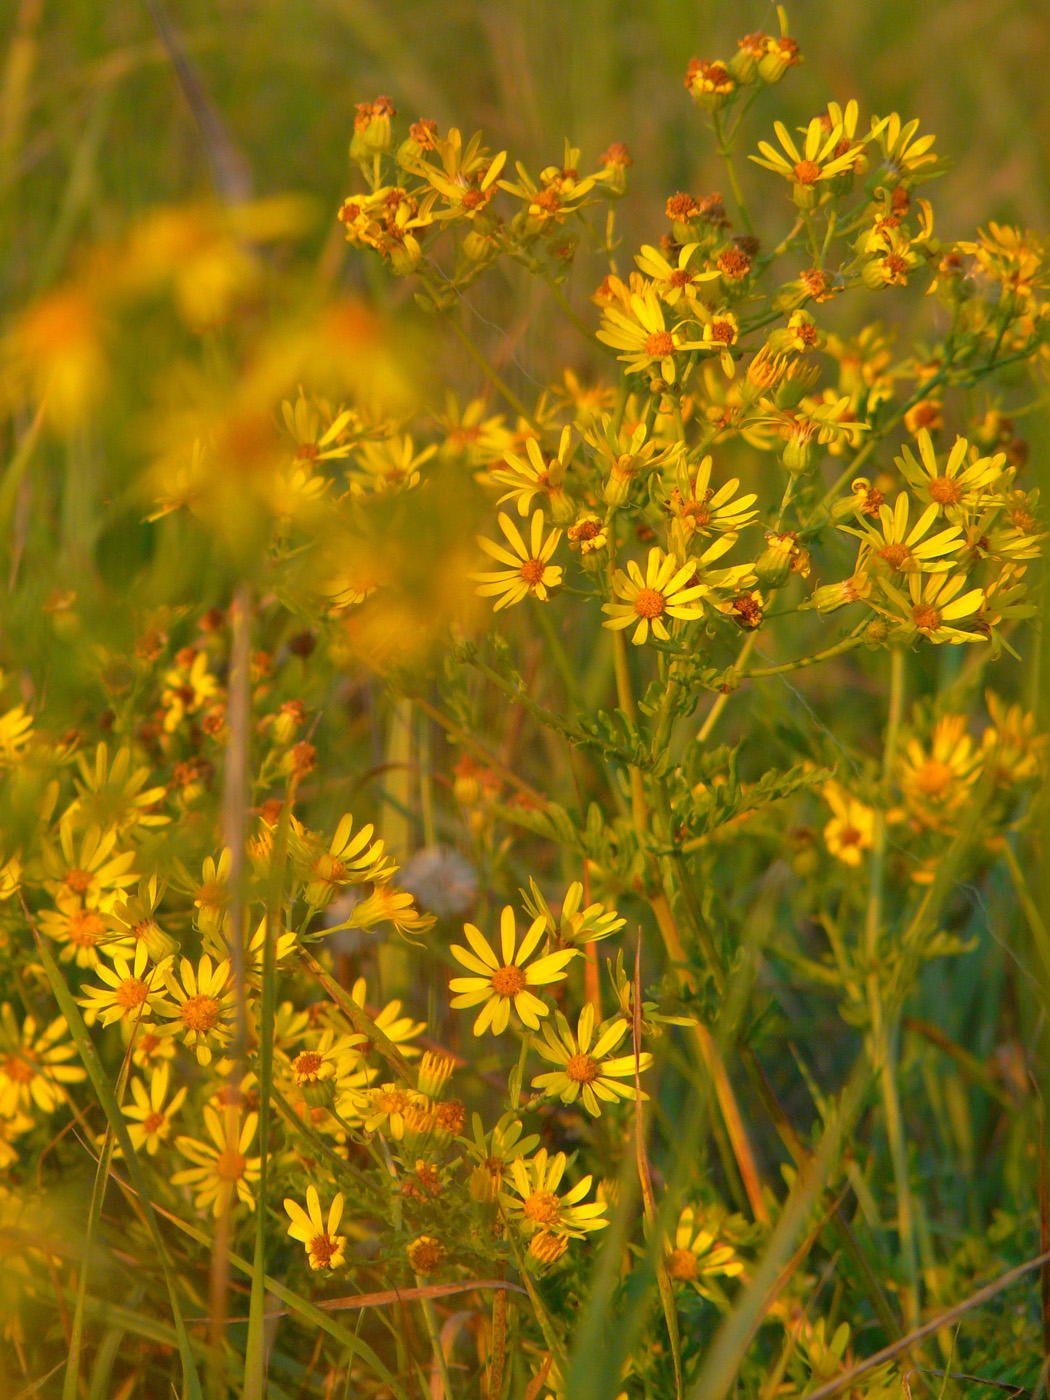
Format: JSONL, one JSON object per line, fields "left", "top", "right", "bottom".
{"left": 349, "top": 96, "right": 397, "bottom": 162}
{"left": 753, "top": 532, "right": 798, "bottom": 589}
{"left": 602, "top": 457, "right": 636, "bottom": 507}
{"left": 864, "top": 618, "right": 891, "bottom": 646}
{"left": 781, "top": 422, "right": 817, "bottom": 474}
{"left": 810, "top": 574, "right": 871, "bottom": 613}
{"left": 597, "top": 142, "right": 632, "bottom": 198}
{"left": 684, "top": 58, "right": 736, "bottom": 110}
{"left": 757, "top": 35, "right": 801, "bottom": 83}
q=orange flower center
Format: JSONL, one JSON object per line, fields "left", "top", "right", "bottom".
{"left": 309, "top": 1232, "right": 339, "bottom": 1267}
{"left": 407, "top": 1236, "right": 446, "bottom": 1273}
{"left": 195, "top": 880, "right": 226, "bottom": 910}
{"left": 69, "top": 909, "right": 107, "bottom": 948}
{"left": 436, "top": 1098, "right": 465, "bottom": 1134}
{"left": 215, "top": 1149, "right": 246, "bottom": 1181}
{"left": 928, "top": 475, "right": 962, "bottom": 505}
{"left": 313, "top": 853, "right": 347, "bottom": 885}
{"left": 668, "top": 1247, "right": 699, "bottom": 1282}
{"left": 914, "top": 759, "right": 955, "bottom": 796}
{"left": 793, "top": 160, "right": 821, "bottom": 185}
{"left": 878, "top": 542, "right": 910, "bottom": 569}
{"left": 143, "top": 1111, "right": 166, "bottom": 1135}
{"left": 181, "top": 994, "right": 220, "bottom": 1033}
{"left": 633, "top": 587, "right": 666, "bottom": 619}
{"left": 491, "top": 964, "right": 526, "bottom": 997}
{"left": 884, "top": 253, "right": 910, "bottom": 279}
{"left": 566, "top": 1052, "right": 599, "bottom": 1084}
{"left": 520, "top": 559, "right": 546, "bottom": 585}
{"left": 115, "top": 977, "right": 149, "bottom": 1010}
{"left": 523, "top": 1190, "right": 561, "bottom": 1225}
{"left": 2, "top": 1052, "right": 35, "bottom": 1084}
{"left": 64, "top": 869, "right": 93, "bottom": 894}
{"left": 644, "top": 330, "right": 675, "bottom": 357}
{"left": 709, "top": 319, "right": 736, "bottom": 344}
{"left": 293, "top": 1051, "right": 325, "bottom": 1083}
{"left": 912, "top": 603, "right": 941, "bottom": 632}
{"left": 838, "top": 825, "right": 862, "bottom": 848}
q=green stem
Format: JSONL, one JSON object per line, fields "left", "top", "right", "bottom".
{"left": 738, "top": 632, "right": 865, "bottom": 680}
{"left": 864, "top": 648, "right": 919, "bottom": 1329}
{"left": 712, "top": 108, "right": 753, "bottom": 234}
{"left": 414, "top": 1281, "right": 454, "bottom": 1400}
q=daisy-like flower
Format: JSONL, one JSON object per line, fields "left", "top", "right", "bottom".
{"left": 871, "top": 112, "right": 941, "bottom": 184}
{"left": 449, "top": 905, "right": 577, "bottom": 1036}
{"left": 982, "top": 695, "right": 1048, "bottom": 788}
{"left": 0, "top": 1005, "right": 87, "bottom": 1117}
{"left": 874, "top": 570, "right": 986, "bottom": 645}
{"left": 596, "top": 285, "right": 705, "bottom": 383}
{"left": 344, "top": 882, "right": 436, "bottom": 940}
{"left": 154, "top": 954, "right": 235, "bottom": 1065}
{"left": 104, "top": 878, "right": 178, "bottom": 963}
{"left": 898, "top": 715, "right": 982, "bottom": 829}
{"left": 123, "top": 1062, "right": 187, "bottom": 1155}
{"left": 667, "top": 454, "right": 759, "bottom": 546}
{"left": 501, "top": 1147, "right": 608, "bottom": 1239}
{"left": 351, "top": 977, "right": 427, "bottom": 1058}
{"left": 602, "top": 547, "right": 708, "bottom": 646}
{"left": 749, "top": 115, "right": 864, "bottom": 209}
{"left": 522, "top": 878, "right": 625, "bottom": 946}
{"left": 360, "top": 1082, "right": 430, "bottom": 1139}
{"left": 567, "top": 515, "right": 608, "bottom": 557}
{"left": 123, "top": 1021, "right": 176, "bottom": 1071}
{"left": 531, "top": 1005, "right": 652, "bottom": 1117}
{"left": 172, "top": 1107, "right": 260, "bottom": 1216}
{"left": 822, "top": 782, "right": 875, "bottom": 866}
{"left": 472, "top": 511, "right": 563, "bottom": 610}
{"left": 490, "top": 426, "right": 575, "bottom": 521}
{"left": 43, "top": 822, "right": 137, "bottom": 908}
{"left": 287, "top": 1028, "right": 368, "bottom": 1116}
{"left": 666, "top": 1205, "right": 745, "bottom": 1301}
{"left": 284, "top": 1186, "right": 347, "bottom": 1271}
{"left": 281, "top": 390, "right": 357, "bottom": 463}
{"left": 896, "top": 431, "right": 1007, "bottom": 519}
{"left": 78, "top": 943, "right": 169, "bottom": 1027}
{"left": 188, "top": 849, "right": 232, "bottom": 936}
{"left": 699, "top": 309, "right": 741, "bottom": 376}
{"left": 844, "top": 491, "right": 963, "bottom": 576}
{"left": 633, "top": 243, "right": 720, "bottom": 307}
{"left": 37, "top": 893, "right": 110, "bottom": 969}
{"left": 301, "top": 813, "right": 394, "bottom": 910}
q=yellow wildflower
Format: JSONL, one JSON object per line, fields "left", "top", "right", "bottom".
{"left": 531, "top": 1005, "right": 652, "bottom": 1117}
{"left": 0, "top": 1006, "right": 87, "bottom": 1116}
{"left": 822, "top": 782, "right": 875, "bottom": 866}
{"left": 172, "top": 1107, "right": 260, "bottom": 1216}
{"left": 602, "top": 547, "right": 708, "bottom": 645}
{"left": 284, "top": 1186, "right": 347, "bottom": 1271}
{"left": 450, "top": 905, "right": 577, "bottom": 1036}
{"left": 666, "top": 1205, "right": 745, "bottom": 1300}
{"left": 472, "top": 511, "right": 563, "bottom": 609}
{"left": 154, "top": 954, "right": 235, "bottom": 1065}
{"left": 123, "top": 1062, "right": 187, "bottom": 1155}
{"left": 501, "top": 1147, "right": 608, "bottom": 1239}
{"left": 78, "top": 943, "right": 169, "bottom": 1027}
